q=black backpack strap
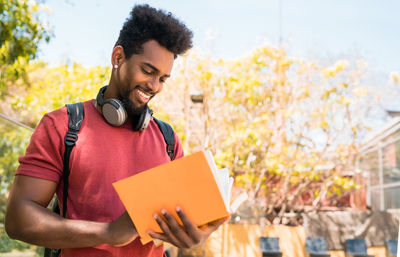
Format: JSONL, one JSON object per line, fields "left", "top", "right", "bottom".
{"left": 153, "top": 117, "right": 175, "bottom": 160}
{"left": 62, "top": 102, "right": 84, "bottom": 217}
{"left": 44, "top": 103, "right": 84, "bottom": 257}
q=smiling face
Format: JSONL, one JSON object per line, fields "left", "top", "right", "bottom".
{"left": 108, "top": 40, "right": 174, "bottom": 119}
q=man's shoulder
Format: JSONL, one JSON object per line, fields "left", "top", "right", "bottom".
{"left": 45, "top": 100, "right": 92, "bottom": 119}
{"left": 151, "top": 117, "right": 173, "bottom": 128}
{"left": 149, "top": 117, "right": 175, "bottom": 135}
{"left": 39, "top": 100, "right": 93, "bottom": 130}
{"left": 149, "top": 117, "right": 184, "bottom": 160}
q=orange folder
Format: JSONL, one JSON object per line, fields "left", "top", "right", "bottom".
{"left": 112, "top": 150, "right": 231, "bottom": 245}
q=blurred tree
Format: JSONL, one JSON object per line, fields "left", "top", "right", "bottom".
{"left": 154, "top": 46, "right": 378, "bottom": 222}
{"left": 0, "top": 0, "right": 50, "bottom": 252}
{"left": 6, "top": 62, "right": 109, "bottom": 126}
{"left": 0, "top": 62, "right": 108, "bottom": 233}
{"left": 0, "top": 0, "right": 50, "bottom": 94}
{"left": 0, "top": 121, "right": 33, "bottom": 252}
{"left": 216, "top": 48, "right": 373, "bottom": 220}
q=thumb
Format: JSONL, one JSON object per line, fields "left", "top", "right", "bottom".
{"left": 203, "top": 215, "right": 230, "bottom": 229}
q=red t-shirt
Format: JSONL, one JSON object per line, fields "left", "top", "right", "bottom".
{"left": 16, "top": 100, "right": 184, "bottom": 257}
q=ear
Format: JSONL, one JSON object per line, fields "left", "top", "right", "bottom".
{"left": 111, "top": 46, "right": 126, "bottom": 68}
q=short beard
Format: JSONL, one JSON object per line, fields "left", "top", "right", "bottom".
{"left": 120, "top": 95, "right": 148, "bottom": 129}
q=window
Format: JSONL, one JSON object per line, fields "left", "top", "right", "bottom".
{"left": 382, "top": 142, "right": 400, "bottom": 184}
{"left": 362, "top": 127, "right": 400, "bottom": 210}
{"left": 384, "top": 187, "right": 400, "bottom": 209}
{"left": 370, "top": 189, "right": 381, "bottom": 210}
{"left": 360, "top": 151, "right": 379, "bottom": 186}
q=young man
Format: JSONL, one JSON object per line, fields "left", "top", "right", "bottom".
{"left": 5, "top": 5, "right": 228, "bottom": 257}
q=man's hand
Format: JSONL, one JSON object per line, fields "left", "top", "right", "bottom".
{"left": 146, "top": 207, "right": 229, "bottom": 249}
{"left": 107, "top": 211, "right": 138, "bottom": 247}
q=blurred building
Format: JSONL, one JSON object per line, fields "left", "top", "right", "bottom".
{"left": 357, "top": 113, "right": 400, "bottom": 211}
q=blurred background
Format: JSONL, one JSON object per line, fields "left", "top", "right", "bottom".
{"left": 1, "top": 0, "right": 400, "bottom": 256}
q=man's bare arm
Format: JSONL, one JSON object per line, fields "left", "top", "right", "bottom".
{"left": 5, "top": 175, "right": 137, "bottom": 249}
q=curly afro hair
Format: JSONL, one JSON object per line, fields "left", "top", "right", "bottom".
{"left": 115, "top": 4, "right": 193, "bottom": 59}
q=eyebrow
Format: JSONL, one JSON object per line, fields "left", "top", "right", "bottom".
{"left": 143, "top": 62, "right": 170, "bottom": 78}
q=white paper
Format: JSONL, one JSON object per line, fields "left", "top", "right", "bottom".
{"left": 205, "top": 150, "right": 248, "bottom": 213}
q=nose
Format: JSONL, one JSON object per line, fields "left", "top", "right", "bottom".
{"left": 147, "top": 77, "right": 162, "bottom": 93}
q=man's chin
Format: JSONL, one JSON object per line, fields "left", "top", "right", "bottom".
{"left": 121, "top": 97, "right": 146, "bottom": 115}
{"left": 134, "top": 101, "right": 148, "bottom": 111}
{"left": 129, "top": 105, "right": 147, "bottom": 116}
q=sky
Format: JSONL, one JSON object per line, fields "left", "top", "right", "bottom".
{"left": 37, "top": 0, "right": 400, "bottom": 74}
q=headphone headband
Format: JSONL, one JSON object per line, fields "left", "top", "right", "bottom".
{"left": 96, "top": 86, "right": 107, "bottom": 107}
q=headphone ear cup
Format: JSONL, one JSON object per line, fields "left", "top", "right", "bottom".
{"left": 102, "top": 99, "right": 127, "bottom": 126}
{"left": 133, "top": 107, "right": 152, "bottom": 131}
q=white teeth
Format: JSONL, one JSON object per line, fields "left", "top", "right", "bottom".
{"left": 138, "top": 89, "right": 151, "bottom": 99}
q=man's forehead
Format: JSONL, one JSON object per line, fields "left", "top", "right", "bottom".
{"left": 138, "top": 40, "right": 174, "bottom": 73}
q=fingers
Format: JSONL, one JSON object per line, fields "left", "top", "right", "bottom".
{"left": 153, "top": 210, "right": 193, "bottom": 248}
{"left": 175, "top": 207, "right": 202, "bottom": 245}
{"left": 146, "top": 208, "right": 222, "bottom": 249}
{"left": 146, "top": 230, "right": 168, "bottom": 242}
{"left": 151, "top": 213, "right": 180, "bottom": 247}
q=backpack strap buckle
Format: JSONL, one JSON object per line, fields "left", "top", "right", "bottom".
{"left": 64, "top": 130, "right": 78, "bottom": 147}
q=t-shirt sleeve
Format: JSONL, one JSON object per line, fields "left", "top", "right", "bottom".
{"left": 16, "top": 113, "right": 65, "bottom": 182}
{"left": 172, "top": 131, "right": 184, "bottom": 160}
